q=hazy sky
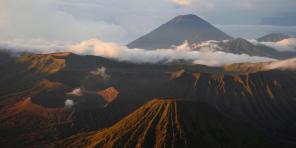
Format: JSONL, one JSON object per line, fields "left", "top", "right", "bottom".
{"left": 0, "top": 0, "right": 295, "bottom": 43}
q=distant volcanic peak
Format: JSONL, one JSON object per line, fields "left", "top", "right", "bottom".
{"left": 169, "top": 14, "right": 204, "bottom": 23}
{"left": 57, "top": 99, "right": 271, "bottom": 148}
{"left": 127, "top": 14, "right": 232, "bottom": 49}
{"left": 258, "top": 33, "right": 291, "bottom": 42}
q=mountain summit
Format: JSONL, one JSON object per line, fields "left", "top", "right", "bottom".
{"left": 127, "top": 14, "right": 233, "bottom": 49}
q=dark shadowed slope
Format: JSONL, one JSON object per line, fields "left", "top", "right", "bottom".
{"left": 55, "top": 99, "right": 272, "bottom": 148}
{"left": 127, "top": 14, "right": 232, "bottom": 49}
{"left": 158, "top": 69, "right": 296, "bottom": 146}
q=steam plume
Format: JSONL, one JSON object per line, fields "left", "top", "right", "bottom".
{"left": 90, "top": 67, "right": 110, "bottom": 80}
{"left": 64, "top": 99, "right": 75, "bottom": 109}
{"left": 67, "top": 88, "right": 83, "bottom": 96}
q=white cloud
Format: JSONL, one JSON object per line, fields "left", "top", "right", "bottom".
{"left": 0, "top": 39, "right": 72, "bottom": 53}
{"left": 192, "top": 51, "right": 274, "bottom": 66}
{"left": 171, "top": 0, "right": 192, "bottom": 6}
{"left": 260, "top": 38, "right": 296, "bottom": 52}
{"left": 0, "top": 38, "right": 276, "bottom": 66}
{"left": 0, "top": 0, "right": 126, "bottom": 42}
{"left": 61, "top": 39, "right": 278, "bottom": 66}
{"left": 64, "top": 99, "right": 75, "bottom": 109}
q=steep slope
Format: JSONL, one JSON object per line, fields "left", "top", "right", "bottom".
{"left": 16, "top": 53, "right": 67, "bottom": 74}
{"left": 156, "top": 70, "right": 296, "bottom": 146}
{"left": 127, "top": 14, "right": 232, "bottom": 49}
{"left": 55, "top": 99, "right": 272, "bottom": 148}
{"left": 258, "top": 33, "right": 291, "bottom": 42}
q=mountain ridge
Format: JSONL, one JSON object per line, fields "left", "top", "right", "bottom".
{"left": 258, "top": 33, "right": 291, "bottom": 42}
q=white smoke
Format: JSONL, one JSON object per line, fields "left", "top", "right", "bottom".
{"left": 192, "top": 40, "right": 222, "bottom": 52}
{"left": 0, "top": 38, "right": 276, "bottom": 66}
{"left": 67, "top": 88, "right": 83, "bottom": 96}
{"left": 90, "top": 67, "right": 111, "bottom": 80}
{"left": 64, "top": 99, "right": 75, "bottom": 109}
{"left": 260, "top": 38, "right": 296, "bottom": 52}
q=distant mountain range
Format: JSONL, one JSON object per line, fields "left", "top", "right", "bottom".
{"left": 193, "top": 37, "right": 296, "bottom": 59}
{"left": 257, "top": 33, "right": 291, "bottom": 42}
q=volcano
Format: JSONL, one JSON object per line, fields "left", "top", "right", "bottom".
{"left": 127, "top": 14, "right": 232, "bottom": 49}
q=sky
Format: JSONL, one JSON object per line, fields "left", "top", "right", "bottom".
{"left": 0, "top": 0, "right": 296, "bottom": 43}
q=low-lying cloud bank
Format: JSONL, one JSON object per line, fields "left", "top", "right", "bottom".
{"left": 70, "top": 39, "right": 275, "bottom": 66}
{"left": 0, "top": 38, "right": 276, "bottom": 66}
{"left": 260, "top": 38, "right": 296, "bottom": 52}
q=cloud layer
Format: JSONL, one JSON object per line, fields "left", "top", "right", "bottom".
{"left": 171, "top": 0, "right": 192, "bottom": 6}
{"left": 0, "top": 38, "right": 275, "bottom": 66}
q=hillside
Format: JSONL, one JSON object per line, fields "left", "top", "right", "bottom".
{"left": 1, "top": 52, "right": 296, "bottom": 147}
{"left": 55, "top": 99, "right": 272, "bottom": 148}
